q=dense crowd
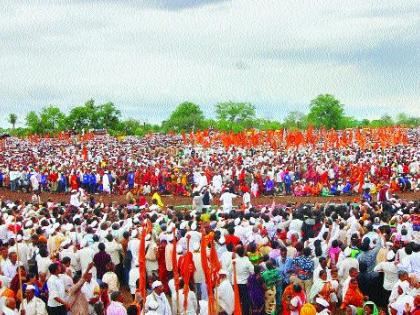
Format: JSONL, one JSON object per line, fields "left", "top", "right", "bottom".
{"left": 0, "top": 129, "right": 418, "bottom": 201}
{"left": 0, "top": 187, "right": 418, "bottom": 315}
{"left": 0, "top": 129, "right": 418, "bottom": 315}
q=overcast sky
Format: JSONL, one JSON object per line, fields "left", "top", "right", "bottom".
{"left": 1, "top": 0, "right": 419, "bottom": 127}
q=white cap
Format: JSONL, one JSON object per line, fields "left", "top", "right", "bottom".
{"left": 191, "top": 222, "right": 197, "bottom": 231}
{"left": 234, "top": 218, "right": 241, "bottom": 226}
{"left": 290, "top": 296, "right": 300, "bottom": 307}
{"left": 344, "top": 247, "right": 352, "bottom": 257}
{"left": 219, "top": 269, "right": 227, "bottom": 276}
{"left": 25, "top": 285, "right": 36, "bottom": 291}
{"left": 387, "top": 250, "right": 396, "bottom": 261}
{"left": 315, "top": 297, "right": 329, "bottom": 308}
{"left": 151, "top": 280, "right": 163, "bottom": 290}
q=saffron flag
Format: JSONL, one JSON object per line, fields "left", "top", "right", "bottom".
{"left": 138, "top": 227, "right": 147, "bottom": 303}
{"left": 232, "top": 259, "right": 242, "bottom": 315}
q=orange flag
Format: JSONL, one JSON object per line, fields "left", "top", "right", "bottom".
{"left": 172, "top": 230, "right": 180, "bottom": 312}
{"left": 201, "top": 232, "right": 215, "bottom": 314}
{"left": 232, "top": 259, "right": 242, "bottom": 315}
{"left": 82, "top": 146, "right": 88, "bottom": 161}
{"left": 137, "top": 226, "right": 147, "bottom": 302}
{"left": 179, "top": 235, "right": 195, "bottom": 312}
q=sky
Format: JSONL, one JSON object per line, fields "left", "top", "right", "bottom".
{"left": 0, "top": 0, "right": 419, "bottom": 127}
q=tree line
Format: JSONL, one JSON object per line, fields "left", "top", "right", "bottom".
{"left": 3, "top": 94, "right": 420, "bottom": 137}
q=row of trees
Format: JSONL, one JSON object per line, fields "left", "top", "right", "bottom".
{"left": 4, "top": 95, "right": 420, "bottom": 137}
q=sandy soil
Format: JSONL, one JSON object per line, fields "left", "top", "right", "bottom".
{"left": 1, "top": 187, "right": 419, "bottom": 207}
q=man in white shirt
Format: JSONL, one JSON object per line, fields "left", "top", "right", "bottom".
{"left": 216, "top": 270, "right": 234, "bottom": 315}
{"left": 220, "top": 189, "right": 237, "bottom": 213}
{"left": 47, "top": 263, "right": 71, "bottom": 315}
{"left": 229, "top": 247, "right": 253, "bottom": 314}
{"left": 374, "top": 250, "right": 398, "bottom": 293}
{"left": 336, "top": 247, "right": 359, "bottom": 283}
{"left": 144, "top": 281, "right": 172, "bottom": 315}
{"left": 2, "top": 251, "right": 18, "bottom": 284}
{"left": 104, "top": 234, "right": 122, "bottom": 267}
{"left": 81, "top": 272, "right": 99, "bottom": 315}
{"left": 19, "top": 285, "right": 47, "bottom": 315}
{"left": 3, "top": 297, "right": 19, "bottom": 315}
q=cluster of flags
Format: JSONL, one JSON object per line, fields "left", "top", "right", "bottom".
{"left": 182, "top": 126, "right": 409, "bottom": 151}
{"left": 136, "top": 223, "right": 242, "bottom": 314}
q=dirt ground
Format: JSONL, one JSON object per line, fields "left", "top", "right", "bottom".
{"left": 1, "top": 187, "right": 419, "bottom": 207}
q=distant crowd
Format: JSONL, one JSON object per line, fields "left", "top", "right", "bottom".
{"left": 0, "top": 129, "right": 418, "bottom": 204}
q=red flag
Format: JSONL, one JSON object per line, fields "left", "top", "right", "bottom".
{"left": 232, "top": 259, "right": 242, "bottom": 315}
{"left": 137, "top": 227, "right": 147, "bottom": 302}
{"left": 179, "top": 235, "right": 195, "bottom": 311}
{"left": 201, "top": 232, "right": 218, "bottom": 315}
{"left": 82, "top": 146, "right": 88, "bottom": 161}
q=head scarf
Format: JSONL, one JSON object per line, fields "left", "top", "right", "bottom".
{"left": 363, "top": 301, "right": 379, "bottom": 315}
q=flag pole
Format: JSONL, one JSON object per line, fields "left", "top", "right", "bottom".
{"left": 14, "top": 215, "right": 24, "bottom": 306}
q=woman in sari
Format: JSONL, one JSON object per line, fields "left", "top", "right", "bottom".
{"left": 341, "top": 278, "right": 365, "bottom": 311}
{"left": 261, "top": 261, "right": 281, "bottom": 315}
{"left": 247, "top": 265, "right": 265, "bottom": 315}
{"left": 281, "top": 282, "right": 306, "bottom": 315}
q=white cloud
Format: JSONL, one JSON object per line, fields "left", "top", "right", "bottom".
{"left": 0, "top": 0, "right": 418, "bottom": 127}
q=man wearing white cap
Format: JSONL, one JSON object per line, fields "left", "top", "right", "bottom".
{"left": 145, "top": 299, "right": 160, "bottom": 315}
{"left": 373, "top": 250, "right": 398, "bottom": 296}
{"left": 216, "top": 269, "right": 234, "bottom": 315}
{"left": 315, "top": 297, "right": 330, "bottom": 314}
{"left": 336, "top": 247, "right": 359, "bottom": 284}
{"left": 145, "top": 281, "right": 172, "bottom": 315}
{"left": 19, "top": 285, "right": 47, "bottom": 315}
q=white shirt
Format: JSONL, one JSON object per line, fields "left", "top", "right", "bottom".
{"left": 336, "top": 257, "right": 359, "bottom": 282}
{"left": 77, "top": 246, "right": 95, "bottom": 273}
{"left": 177, "top": 290, "right": 198, "bottom": 315}
{"left": 4, "top": 258, "right": 21, "bottom": 280}
{"left": 128, "top": 268, "right": 139, "bottom": 295}
{"left": 145, "top": 292, "right": 172, "bottom": 315}
{"left": 220, "top": 192, "right": 236, "bottom": 212}
{"left": 102, "top": 272, "right": 119, "bottom": 292}
{"left": 217, "top": 279, "right": 234, "bottom": 315}
{"left": 20, "top": 297, "right": 48, "bottom": 315}
{"left": 374, "top": 261, "right": 398, "bottom": 291}
{"left": 36, "top": 256, "right": 52, "bottom": 275}
{"left": 105, "top": 240, "right": 122, "bottom": 265}
{"left": 127, "top": 239, "right": 140, "bottom": 267}
{"left": 229, "top": 256, "right": 253, "bottom": 285}
{"left": 47, "top": 274, "right": 66, "bottom": 307}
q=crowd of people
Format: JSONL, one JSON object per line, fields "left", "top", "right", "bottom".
{"left": 0, "top": 128, "right": 418, "bottom": 201}
{"left": 0, "top": 128, "right": 418, "bottom": 315}
{"left": 0, "top": 186, "right": 418, "bottom": 315}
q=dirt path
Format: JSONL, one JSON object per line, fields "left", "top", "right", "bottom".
{"left": 1, "top": 187, "right": 419, "bottom": 207}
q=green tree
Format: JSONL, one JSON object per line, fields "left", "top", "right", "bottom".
{"left": 8, "top": 113, "right": 17, "bottom": 129}
{"left": 283, "top": 111, "right": 306, "bottom": 129}
{"left": 396, "top": 113, "right": 420, "bottom": 127}
{"left": 307, "top": 94, "right": 345, "bottom": 129}
{"left": 25, "top": 111, "right": 42, "bottom": 134}
{"left": 164, "top": 102, "right": 205, "bottom": 132}
{"left": 215, "top": 102, "right": 256, "bottom": 122}
{"left": 66, "top": 99, "right": 97, "bottom": 131}
{"left": 39, "top": 106, "right": 66, "bottom": 133}
{"left": 96, "top": 102, "right": 121, "bottom": 130}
